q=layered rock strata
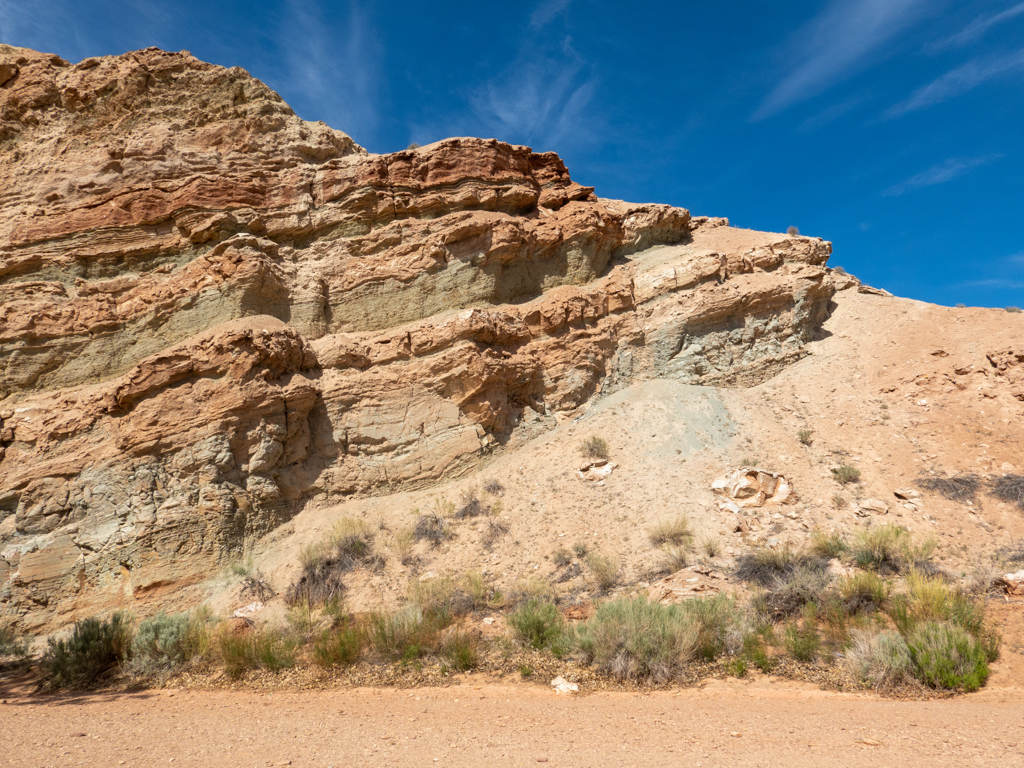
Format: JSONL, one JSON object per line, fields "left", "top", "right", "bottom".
{"left": 0, "top": 45, "right": 833, "bottom": 630}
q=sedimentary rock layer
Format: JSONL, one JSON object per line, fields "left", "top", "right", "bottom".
{"left": 0, "top": 45, "right": 833, "bottom": 630}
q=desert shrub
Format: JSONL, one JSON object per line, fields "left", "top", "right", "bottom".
{"left": 735, "top": 546, "right": 826, "bottom": 587}
{"left": 414, "top": 502, "right": 451, "bottom": 546}
{"left": 998, "top": 541, "right": 1024, "bottom": 564}
{"left": 955, "top": 302, "right": 966, "bottom": 308}
{"left": 392, "top": 526, "right": 416, "bottom": 565}
{"left": 832, "top": 266, "right": 847, "bottom": 275}
{"left": 407, "top": 142, "right": 421, "bottom": 150}
{"left": 312, "top": 618, "right": 363, "bottom": 668}
{"left": 129, "top": 612, "right": 191, "bottom": 673}
{"left": 661, "top": 544, "right": 689, "bottom": 573}
{"left": 809, "top": 528, "right": 848, "bottom": 559}
{"left": 832, "top": 494, "right": 848, "bottom": 508}
{"left": 461, "top": 571, "right": 503, "bottom": 611}
{"left": 889, "top": 572, "right": 985, "bottom": 637}
{"left": 483, "top": 479, "right": 504, "bottom": 495}
{"left": 481, "top": 517, "right": 509, "bottom": 550}
{"left": 573, "top": 597, "right": 699, "bottom": 682}
{"left": 798, "top": 428, "right": 813, "bottom": 445}
{"left": 762, "top": 566, "right": 833, "bottom": 619}
{"left": 454, "top": 490, "right": 485, "bottom": 519}
{"left": 839, "top": 571, "right": 889, "bottom": 614}
{"left": 1006, "top": 306, "right": 1022, "bottom": 313}
{"left": 368, "top": 606, "right": 447, "bottom": 662}
{"left": 585, "top": 552, "right": 620, "bottom": 591}
{"left": 832, "top": 465, "right": 861, "bottom": 484}
{"left": 727, "top": 657, "right": 748, "bottom": 677}
{"left": 408, "top": 577, "right": 474, "bottom": 621}
{"left": 852, "top": 525, "right": 933, "bottom": 574}
{"left": 783, "top": 605, "right": 821, "bottom": 662}
{"left": 40, "top": 612, "right": 133, "bottom": 689}
{"left": 918, "top": 473, "right": 980, "bottom": 503}
{"left": 0, "top": 623, "right": 29, "bottom": 658}
{"left": 508, "top": 599, "right": 564, "bottom": 652}
{"left": 571, "top": 541, "right": 589, "bottom": 558}
{"left": 440, "top": 630, "right": 480, "bottom": 671}
{"left": 787, "top": 225, "right": 800, "bottom": 236}
{"left": 287, "top": 518, "right": 379, "bottom": 606}
{"left": 218, "top": 627, "right": 298, "bottom": 679}
{"left": 906, "top": 622, "right": 990, "bottom": 692}
{"left": 701, "top": 537, "right": 722, "bottom": 558}
{"left": 989, "top": 474, "right": 1024, "bottom": 510}
{"left": 579, "top": 436, "right": 609, "bottom": 459}
{"left": 508, "top": 576, "right": 556, "bottom": 606}
{"left": 648, "top": 515, "right": 693, "bottom": 546}
{"left": 844, "top": 630, "right": 913, "bottom": 689}
{"left": 552, "top": 548, "right": 573, "bottom": 567}
{"left": 682, "top": 593, "right": 742, "bottom": 660}
{"left": 742, "top": 634, "right": 775, "bottom": 673}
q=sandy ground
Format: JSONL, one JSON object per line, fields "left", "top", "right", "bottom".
{"left": 2, "top": 678, "right": 1023, "bottom": 768}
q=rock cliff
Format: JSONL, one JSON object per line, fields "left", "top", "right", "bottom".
{"left": 0, "top": 45, "right": 834, "bottom": 631}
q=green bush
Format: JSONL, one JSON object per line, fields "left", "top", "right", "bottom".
{"left": 368, "top": 606, "right": 448, "bottom": 662}
{"left": 40, "top": 612, "right": 133, "bottom": 689}
{"left": 312, "top": 619, "right": 363, "bottom": 668}
{"left": 682, "top": 593, "right": 742, "bottom": 660}
{"left": 573, "top": 597, "right": 698, "bottom": 682}
{"left": 906, "top": 622, "right": 990, "bottom": 692}
{"left": 129, "top": 612, "right": 191, "bottom": 673}
{"left": 508, "top": 599, "right": 564, "bottom": 652}
{"left": 0, "top": 623, "right": 29, "bottom": 658}
{"left": 742, "top": 634, "right": 774, "bottom": 673}
{"left": 852, "top": 525, "right": 933, "bottom": 574}
{"left": 798, "top": 428, "right": 813, "bottom": 446}
{"left": 783, "top": 607, "right": 821, "bottom": 662}
{"left": 440, "top": 630, "right": 480, "bottom": 671}
{"left": 831, "top": 465, "right": 861, "bottom": 484}
{"left": 218, "top": 627, "right": 298, "bottom": 679}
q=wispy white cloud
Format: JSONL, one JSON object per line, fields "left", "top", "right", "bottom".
{"left": 279, "top": 0, "right": 379, "bottom": 144}
{"left": 930, "top": 2, "right": 1024, "bottom": 50}
{"left": 886, "top": 48, "right": 1024, "bottom": 117}
{"left": 466, "top": 38, "right": 597, "bottom": 151}
{"left": 799, "top": 94, "right": 870, "bottom": 131}
{"left": 882, "top": 154, "right": 1002, "bottom": 196}
{"left": 754, "top": 0, "right": 928, "bottom": 120}
{"left": 531, "top": 0, "right": 573, "bottom": 29}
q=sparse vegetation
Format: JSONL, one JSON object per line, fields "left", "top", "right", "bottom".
{"left": 701, "top": 536, "right": 722, "bottom": 559}
{"left": 579, "top": 435, "right": 609, "bottom": 459}
{"left": 1006, "top": 306, "right": 1022, "bottom": 313}
{"left": 761, "top": 566, "right": 833, "bottom": 619}
{"left": 585, "top": 551, "right": 620, "bottom": 591}
{"left": 783, "top": 606, "right": 821, "bottom": 662}
{"left": 552, "top": 548, "right": 573, "bottom": 567}
{"left": 797, "top": 428, "right": 813, "bottom": 446}
{"left": 844, "top": 630, "right": 913, "bottom": 689}
{"left": 508, "top": 576, "right": 556, "bottom": 605}
{"left": 660, "top": 544, "right": 689, "bottom": 573}
{"left": 508, "top": 599, "right": 564, "bottom": 652}
{"left": 287, "top": 518, "right": 380, "bottom": 607}
{"left": 40, "top": 612, "right": 133, "bottom": 690}
{"left": 809, "top": 528, "right": 848, "bottom": 559}
{"left": 571, "top": 541, "right": 589, "bottom": 558}
{"left": 483, "top": 478, "right": 504, "bottom": 495}
{"left": 218, "top": 626, "right": 298, "bottom": 679}
{"left": 832, "top": 464, "right": 861, "bottom": 484}
{"left": 839, "top": 571, "right": 889, "bottom": 614}
{"left": 735, "top": 546, "right": 826, "bottom": 587}
{"left": 955, "top": 303, "right": 966, "bottom": 308}
{"left": 918, "top": 472, "right": 980, "bottom": 503}
{"left": 989, "top": 474, "right": 1024, "bottom": 510}
{"left": 851, "top": 524, "right": 935, "bottom": 574}
{"left": 832, "top": 494, "right": 848, "bottom": 509}
{"left": 414, "top": 502, "right": 451, "bottom": 547}
{"left": 832, "top": 265, "right": 847, "bottom": 275}
{"left": 312, "top": 617, "right": 363, "bottom": 668}
{"left": 648, "top": 515, "right": 693, "bottom": 547}
{"left": 786, "top": 225, "right": 800, "bottom": 236}
{"left": 0, "top": 623, "right": 29, "bottom": 658}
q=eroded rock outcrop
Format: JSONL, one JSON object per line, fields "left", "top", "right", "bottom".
{"left": 0, "top": 45, "right": 834, "bottom": 630}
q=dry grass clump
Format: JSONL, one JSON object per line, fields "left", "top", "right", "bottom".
{"left": 831, "top": 465, "right": 861, "bottom": 484}
{"left": 507, "top": 576, "right": 556, "bottom": 606}
{"left": 918, "top": 472, "right": 981, "bottom": 503}
{"left": 585, "top": 551, "right": 620, "bottom": 592}
{"left": 838, "top": 571, "right": 890, "bottom": 614}
{"left": 287, "top": 518, "right": 380, "bottom": 606}
{"left": 218, "top": 626, "right": 298, "bottom": 680}
{"left": 762, "top": 566, "right": 833, "bottom": 619}
{"left": 797, "top": 428, "right": 813, "bottom": 445}
{"left": 660, "top": 544, "right": 689, "bottom": 573}
{"left": 844, "top": 629, "right": 913, "bottom": 689}
{"left": 701, "top": 537, "right": 722, "bottom": 558}
{"left": 809, "top": 528, "right": 848, "bottom": 559}
{"left": 414, "top": 503, "right": 451, "bottom": 546}
{"left": 648, "top": 515, "right": 693, "bottom": 547}
{"left": 851, "top": 524, "right": 935, "bottom": 574}
{"left": 579, "top": 436, "right": 609, "bottom": 459}
{"left": 734, "top": 546, "right": 826, "bottom": 587}
{"left": 312, "top": 617, "right": 363, "bottom": 668}
{"left": 989, "top": 474, "right": 1024, "bottom": 509}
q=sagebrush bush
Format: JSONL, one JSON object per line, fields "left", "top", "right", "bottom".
{"left": 648, "top": 515, "right": 693, "bottom": 546}
{"left": 508, "top": 576, "right": 556, "bottom": 606}
{"left": 573, "top": 597, "right": 699, "bottom": 682}
{"left": 906, "top": 621, "right": 990, "bottom": 692}
{"left": 852, "top": 525, "right": 933, "bottom": 574}
{"left": 763, "top": 566, "right": 833, "bottom": 619}
{"left": 844, "top": 630, "right": 913, "bottom": 689}
{"left": 129, "top": 612, "right": 191, "bottom": 673}
{"left": 40, "top": 612, "right": 133, "bottom": 689}
{"left": 508, "top": 599, "right": 564, "bottom": 653}
{"left": 683, "top": 593, "right": 743, "bottom": 660}
{"left": 579, "top": 436, "right": 609, "bottom": 459}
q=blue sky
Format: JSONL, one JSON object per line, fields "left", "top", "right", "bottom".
{"left": 3, "top": 0, "right": 1022, "bottom": 307}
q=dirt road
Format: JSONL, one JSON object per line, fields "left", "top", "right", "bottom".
{"left": 3, "top": 678, "right": 1022, "bottom": 768}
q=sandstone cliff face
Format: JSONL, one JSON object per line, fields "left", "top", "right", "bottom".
{"left": 0, "top": 45, "right": 833, "bottom": 630}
